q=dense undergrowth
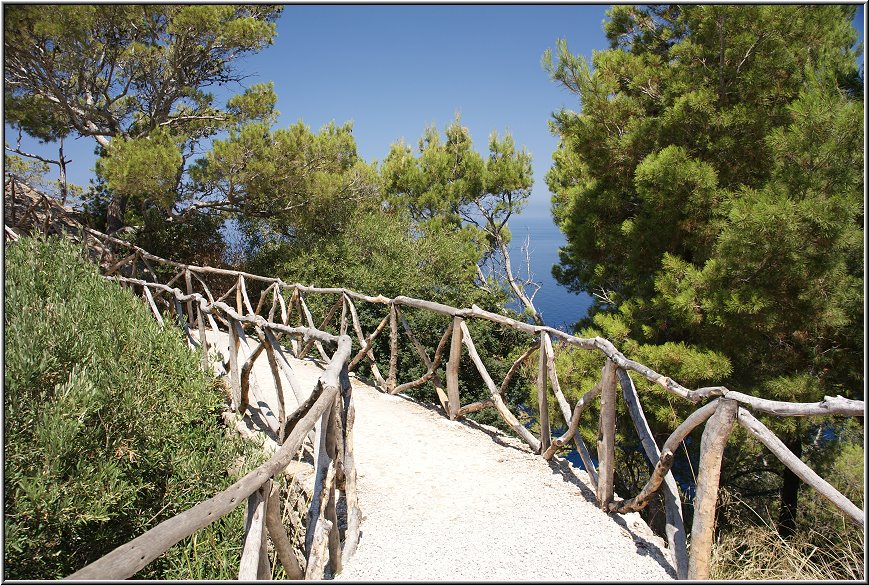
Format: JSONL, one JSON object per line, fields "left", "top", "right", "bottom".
{"left": 3, "top": 235, "right": 264, "bottom": 579}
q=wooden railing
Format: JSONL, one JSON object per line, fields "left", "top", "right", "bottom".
{"left": 5, "top": 179, "right": 865, "bottom": 580}
{"left": 64, "top": 276, "right": 359, "bottom": 579}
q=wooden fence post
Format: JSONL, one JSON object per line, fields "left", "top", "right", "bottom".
{"left": 184, "top": 269, "right": 195, "bottom": 327}
{"left": 341, "top": 374, "right": 362, "bottom": 560}
{"left": 596, "top": 359, "right": 618, "bottom": 510}
{"left": 446, "top": 316, "right": 464, "bottom": 420}
{"left": 387, "top": 303, "right": 399, "bottom": 392}
{"left": 339, "top": 296, "right": 348, "bottom": 337}
{"left": 239, "top": 482, "right": 269, "bottom": 580}
{"left": 458, "top": 321, "right": 541, "bottom": 453}
{"left": 537, "top": 334, "right": 551, "bottom": 452}
{"left": 265, "top": 482, "right": 304, "bottom": 579}
{"left": 616, "top": 367, "right": 688, "bottom": 579}
{"left": 228, "top": 316, "right": 242, "bottom": 412}
{"left": 197, "top": 301, "right": 209, "bottom": 373}
{"left": 687, "top": 398, "right": 738, "bottom": 580}
{"left": 142, "top": 286, "right": 164, "bottom": 327}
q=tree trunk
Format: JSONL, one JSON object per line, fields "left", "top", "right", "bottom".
{"left": 495, "top": 232, "right": 544, "bottom": 326}
{"left": 777, "top": 434, "right": 802, "bottom": 539}
{"left": 58, "top": 137, "right": 69, "bottom": 205}
{"left": 106, "top": 194, "right": 128, "bottom": 233}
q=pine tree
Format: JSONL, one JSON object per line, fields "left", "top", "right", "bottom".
{"left": 544, "top": 4, "right": 863, "bottom": 535}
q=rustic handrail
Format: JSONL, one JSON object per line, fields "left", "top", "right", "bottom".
{"left": 6, "top": 179, "right": 865, "bottom": 581}
{"left": 60, "top": 272, "right": 357, "bottom": 579}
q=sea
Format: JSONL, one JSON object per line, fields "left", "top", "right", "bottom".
{"left": 504, "top": 213, "right": 593, "bottom": 330}
{"left": 506, "top": 216, "right": 702, "bottom": 494}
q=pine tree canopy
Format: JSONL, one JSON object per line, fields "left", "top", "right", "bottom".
{"left": 544, "top": 4, "right": 863, "bottom": 402}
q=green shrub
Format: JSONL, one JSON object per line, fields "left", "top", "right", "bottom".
{"left": 3, "top": 235, "right": 261, "bottom": 579}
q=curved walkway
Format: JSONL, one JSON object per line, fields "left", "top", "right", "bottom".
{"left": 203, "top": 328, "right": 676, "bottom": 580}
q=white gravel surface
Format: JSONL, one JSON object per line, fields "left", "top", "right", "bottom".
{"left": 203, "top": 328, "right": 676, "bottom": 581}
{"left": 336, "top": 380, "right": 676, "bottom": 581}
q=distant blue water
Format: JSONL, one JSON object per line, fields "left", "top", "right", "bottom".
{"left": 507, "top": 216, "right": 706, "bottom": 500}
{"left": 223, "top": 211, "right": 591, "bottom": 329}
{"left": 506, "top": 213, "right": 593, "bottom": 329}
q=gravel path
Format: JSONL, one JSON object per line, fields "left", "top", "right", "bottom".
{"left": 337, "top": 381, "right": 676, "bottom": 581}
{"left": 202, "top": 328, "right": 676, "bottom": 580}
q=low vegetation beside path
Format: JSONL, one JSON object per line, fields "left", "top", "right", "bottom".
{"left": 3, "top": 236, "right": 265, "bottom": 579}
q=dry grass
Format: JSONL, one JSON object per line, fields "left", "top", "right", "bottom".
{"left": 711, "top": 523, "right": 863, "bottom": 580}
{"left": 709, "top": 490, "right": 864, "bottom": 581}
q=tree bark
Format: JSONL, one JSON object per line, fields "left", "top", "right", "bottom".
{"left": 446, "top": 316, "right": 463, "bottom": 420}
{"left": 777, "top": 433, "right": 802, "bottom": 539}
{"left": 106, "top": 194, "right": 128, "bottom": 233}
{"left": 687, "top": 399, "right": 738, "bottom": 580}
{"left": 596, "top": 359, "right": 618, "bottom": 510}
{"left": 536, "top": 335, "right": 551, "bottom": 452}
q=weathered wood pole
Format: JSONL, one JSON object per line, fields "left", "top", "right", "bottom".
{"left": 687, "top": 398, "right": 738, "bottom": 580}
{"left": 616, "top": 367, "right": 688, "bottom": 579}
{"left": 537, "top": 335, "right": 551, "bottom": 452}
{"left": 262, "top": 328, "right": 306, "bottom": 406}
{"left": 339, "top": 295, "right": 348, "bottom": 337}
{"left": 238, "top": 274, "right": 255, "bottom": 315}
{"left": 596, "top": 359, "right": 618, "bottom": 510}
{"left": 260, "top": 329, "right": 287, "bottom": 441}
{"left": 325, "top": 483, "right": 342, "bottom": 575}
{"left": 446, "top": 316, "right": 464, "bottom": 420}
{"left": 184, "top": 269, "right": 195, "bottom": 327}
{"left": 267, "top": 285, "right": 279, "bottom": 323}
{"left": 298, "top": 296, "right": 343, "bottom": 359}
{"left": 341, "top": 374, "right": 362, "bottom": 559}
{"left": 304, "top": 517, "right": 332, "bottom": 580}
{"left": 541, "top": 334, "right": 599, "bottom": 488}
{"left": 737, "top": 408, "right": 864, "bottom": 527}
{"left": 305, "top": 460, "right": 337, "bottom": 580}
{"left": 238, "top": 483, "right": 268, "bottom": 580}
{"left": 394, "top": 307, "right": 450, "bottom": 407}
{"left": 173, "top": 298, "right": 193, "bottom": 348}
{"left": 265, "top": 483, "right": 304, "bottom": 579}
{"left": 344, "top": 297, "right": 387, "bottom": 387}
{"left": 347, "top": 312, "right": 391, "bottom": 371}
{"left": 387, "top": 303, "right": 399, "bottom": 392}
{"left": 197, "top": 301, "right": 209, "bottom": 372}
{"left": 458, "top": 321, "right": 541, "bottom": 453}
{"left": 298, "top": 294, "right": 329, "bottom": 361}
{"left": 305, "top": 403, "right": 334, "bottom": 556}
{"left": 142, "top": 286, "right": 164, "bottom": 327}
{"left": 227, "top": 316, "right": 242, "bottom": 411}
{"left": 234, "top": 319, "right": 254, "bottom": 413}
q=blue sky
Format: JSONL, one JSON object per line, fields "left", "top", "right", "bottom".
{"left": 11, "top": 3, "right": 863, "bottom": 221}
{"left": 6, "top": 3, "right": 865, "bottom": 327}
{"left": 8, "top": 3, "right": 865, "bottom": 215}
{"left": 241, "top": 3, "right": 612, "bottom": 221}
{"left": 7, "top": 4, "right": 615, "bottom": 221}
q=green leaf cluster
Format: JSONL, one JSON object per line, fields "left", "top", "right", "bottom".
{"left": 196, "top": 119, "right": 378, "bottom": 235}
{"left": 381, "top": 115, "right": 533, "bottom": 249}
{"left": 545, "top": 4, "right": 862, "bottom": 399}
{"left": 96, "top": 128, "right": 183, "bottom": 208}
{"left": 4, "top": 4, "right": 281, "bottom": 226}
{"left": 3, "top": 236, "right": 262, "bottom": 578}
{"left": 543, "top": 3, "right": 863, "bottom": 534}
